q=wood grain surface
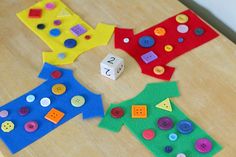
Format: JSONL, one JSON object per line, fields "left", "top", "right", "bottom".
{"left": 0, "top": 0, "right": 235, "bottom": 156}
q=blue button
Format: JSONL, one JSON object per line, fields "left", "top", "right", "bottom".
{"left": 64, "top": 39, "right": 77, "bottom": 48}
{"left": 178, "top": 37, "right": 184, "bottom": 43}
{"left": 177, "top": 120, "right": 194, "bottom": 134}
{"left": 169, "top": 133, "right": 178, "bottom": 141}
{"left": 58, "top": 53, "right": 66, "bottom": 59}
{"left": 164, "top": 146, "right": 173, "bottom": 153}
{"left": 49, "top": 28, "right": 61, "bottom": 37}
{"left": 194, "top": 27, "right": 205, "bottom": 36}
{"left": 138, "top": 36, "right": 155, "bottom": 48}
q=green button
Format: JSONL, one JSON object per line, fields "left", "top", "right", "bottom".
{"left": 71, "top": 95, "right": 85, "bottom": 107}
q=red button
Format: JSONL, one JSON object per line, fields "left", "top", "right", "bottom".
{"left": 18, "top": 106, "right": 30, "bottom": 116}
{"left": 110, "top": 107, "right": 124, "bottom": 118}
{"left": 85, "top": 35, "right": 91, "bottom": 40}
{"left": 142, "top": 129, "right": 155, "bottom": 140}
{"left": 24, "top": 121, "right": 38, "bottom": 133}
{"left": 51, "top": 70, "right": 62, "bottom": 79}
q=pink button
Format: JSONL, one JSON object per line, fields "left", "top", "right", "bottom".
{"left": 24, "top": 121, "right": 38, "bottom": 133}
{"left": 0, "top": 110, "right": 8, "bottom": 118}
{"left": 195, "top": 138, "right": 212, "bottom": 153}
{"left": 45, "top": 2, "right": 56, "bottom": 10}
{"left": 142, "top": 129, "right": 155, "bottom": 140}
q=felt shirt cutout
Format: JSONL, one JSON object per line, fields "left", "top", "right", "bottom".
{"left": 0, "top": 63, "right": 104, "bottom": 154}
{"left": 114, "top": 10, "right": 219, "bottom": 80}
{"left": 17, "top": 0, "right": 114, "bottom": 65}
{"left": 99, "top": 82, "right": 222, "bottom": 156}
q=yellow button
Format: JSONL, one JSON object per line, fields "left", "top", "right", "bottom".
{"left": 164, "top": 44, "right": 174, "bottom": 52}
{"left": 71, "top": 95, "right": 85, "bottom": 107}
{"left": 1, "top": 121, "right": 14, "bottom": 133}
{"left": 154, "top": 27, "right": 166, "bottom": 36}
{"left": 176, "top": 14, "right": 189, "bottom": 23}
{"left": 153, "top": 66, "right": 165, "bottom": 75}
{"left": 52, "top": 84, "right": 66, "bottom": 95}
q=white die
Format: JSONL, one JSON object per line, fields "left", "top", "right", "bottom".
{"left": 100, "top": 53, "right": 124, "bottom": 80}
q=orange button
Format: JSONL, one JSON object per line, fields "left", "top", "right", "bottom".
{"left": 154, "top": 27, "right": 166, "bottom": 36}
{"left": 44, "top": 108, "right": 65, "bottom": 124}
{"left": 164, "top": 44, "right": 174, "bottom": 52}
{"left": 153, "top": 66, "right": 165, "bottom": 75}
{"left": 132, "top": 105, "right": 147, "bottom": 118}
{"left": 52, "top": 84, "right": 66, "bottom": 95}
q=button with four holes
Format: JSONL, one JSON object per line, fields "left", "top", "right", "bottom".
{"left": 24, "top": 121, "right": 38, "bottom": 133}
{"left": 142, "top": 129, "right": 155, "bottom": 140}
{"left": 110, "top": 107, "right": 124, "bottom": 118}
{"left": 153, "top": 66, "right": 165, "bottom": 75}
{"left": 45, "top": 108, "right": 65, "bottom": 124}
{"left": 177, "top": 120, "right": 194, "bottom": 134}
{"left": 195, "top": 138, "right": 212, "bottom": 153}
{"left": 138, "top": 36, "right": 155, "bottom": 48}
{"left": 18, "top": 106, "right": 30, "bottom": 116}
{"left": 52, "top": 84, "right": 66, "bottom": 95}
{"left": 154, "top": 27, "right": 166, "bottom": 36}
{"left": 71, "top": 95, "right": 85, "bottom": 107}
{"left": 64, "top": 39, "right": 77, "bottom": 48}
{"left": 51, "top": 70, "right": 62, "bottom": 79}
{"left": 131, "top": 105, "right": 147, "bottom": 118}
{"left": 40, "top": 97, "right": 51, "bottom": 107}
{"left": 177, "top": 24, "right": 189, "bottom": 33}
{"left": 164, "top": 145, "right": 173, "bottom": 153}
{"left": 176, "top": 14, "right": 189, "bottom": 23}
{"left": 0, "top": 110, "right": 9, "bottom": 118}
{"left": 1, "top": 121, "right": 14, "bottom": 133}
{"left": 157, "top": 117, "right": 173, "bottom": 130}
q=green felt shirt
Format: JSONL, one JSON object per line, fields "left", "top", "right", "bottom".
{"left": 99, "top": 82, "right": 222, "bottom": 157}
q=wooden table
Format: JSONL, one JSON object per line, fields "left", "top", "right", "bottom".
{"left": 0, "top": 0, "right": 235, "bottom": 156}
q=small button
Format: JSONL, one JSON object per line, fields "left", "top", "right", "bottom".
{"left": 123, "top": 38, "right": 129, "bottom": 43}
{"left": 52, "top": 84, "right": 66, "bottom": 95}
{"left": 176, "top": 153, "right": 186, "bottom": 157}
{"left": 49, "top": 28, "right": 61, "bottom": 37}
{"left": 178, "top": 37, "right": 184, "bottom": 43}
{"left": 177, "top": 120, "right": 194, "bottom": 134}
{"left": 164, "top": 44, "right": 174, "bottom": 52}
{"left": 153, "top": 66, "right": 165, "bottom": 75}
{"left": 1, "top": 121, "right": 14, "bottom": 133}
{"left": 177, "top": 24, "right": 189, "bottom": 33}
{"left": 164, "top": 146, "right": 173, "bottom": 153}
{"left": 157, "top": 117, "right": 173, "bottom": 130}
{"left": 176, "top": 14, "right": 189, "bottom": 23}
{"left": 40, "top": 97, "right": 51, "bottom": 107}
{"left": 54, "top": 20, "right": 61, "bottom": 26}
{"left": 45, "top": 2, "right": 56, "bottom": 10}
{"left": 64, "top": 39, "right": 77, "bottom": 48}
{"left": 26, "top": 94, "right": 35, "bottom": 103}
{"left": 194, "top": 27, "right": 205, "bottom": 36}
{"left": 51, "top": 70, "right": 62, "bottom": 79}
{"left": 85, "top": 35, "right": 91, "bottom": 40}
{"left": 37, "top": 23, "right": 45, "bottom": 30}
{"left": 132, "top": 105, "right": 147, "bottom": 118}
{"left": 110, "top": 107, "right": 124, "bottom": 118}
{"left": 58, "top": 53, "right": 66, "bottom": 59}
{"left": 18, "top": 106, "right": 30, "bottom": 116}
{"left": 141, "top": 51, "right": 158, "bottom": 64}
{"left": 154, "top": 27, "right": 166, "bottom": 36}
{"left": 138, "top": 36, "right": 155, "bottom": 48}
{"left": 169, "top": 133, "right": 178, "bottom": 141}
{"left": 195, "top": 138, "right": 212, "bottom": 153}
{"left": 24, "top": 121, "right": 38, "bottom": 133}
{"left": 0, "top": 110, "right": 9, "bottom": 118}
{"left": 142, "top": 129, "right": 155, "bottom": 140}
{"left": 44, "top": 108, "right": 65, "bottom": 124}
{"left": 71, "top": 95, "right": 85, "bottom": 107}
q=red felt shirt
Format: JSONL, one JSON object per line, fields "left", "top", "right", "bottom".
{"left": 114, "top": 10, "right": 219, "bottom": 80}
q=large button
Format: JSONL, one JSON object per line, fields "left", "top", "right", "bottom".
{"left": 64, "top": 39, "right": 77, "bottom": 48}
{"left": 51, "top": 70, "right": 62, "bottom": 79}
{"left": 49, "top": 28, "right": 61, "bottom": 37}
{"left": 24, "top": 121, "right": 38, "bottom": 133}
{"left": 71, "top": 95, "right": 85, "bottom": 107}
{"left": 164, "top": 44, "right": 174, "bottom": 52}
{"left": 0, "top": 110, "right": 9, "bottom": 118}
{"left": 45, "top": 2, "right": 56, "bottom": 10}
{"left": 164, "top": 145, "right": 173, "bottom": 153}
{"left": 142, "top": 129, "right": 155, "bottom": 140}
{"left": 153, "top": 66, "right": 165, "bottom": 75}
{"left": 157, "top": 117, "right": 173, "bottom": 130}
{"left": 110, "top": 107, "right": 124, "bottom": 118}
{"left": 141, "top": 51, "right": 158, "bottom": 64}
{"left": 40, "top": 97, "right": 51, "bottom": 107}
{"left": 132, "top": 105, "right": 147, "bottom": 118}
{"left": 195, "top": 138, "right": 212, "bottom": 153}
{"left": 26, "top": 94, "right": 35, "bottom": 103}
{"left": 176, "top": 153, "right": 186, "bottom": 157}
{"left": 177, "top": 120, "right": 194, "bottom": 134}
{"left": 138, "top": 36, "right": 155, "bottom": 48}
{"left": 154, "top": 27, "right": 166, "bottom": 36}
{"left": 18, "top": 106, "right": 30, "bottom": 116}
{"left": 1, "top": 121, "right": 14, "bottom": 133}
{"left": 52, "top": 84, "right": 66, "bottom": 95}
{"left": 177, "top": 24, "right": 189, "bottom": 33}
{"left": 169, "top": 133, "right": 178, "bottom": 141}
{"left": 37, "top": 23, "right": 45, "bottom": 30}
{"left": 176, "top": 14, "right": 189, "bottom": 23}
{"left": 194, "top": 27, "right": 205, "bottom": 36}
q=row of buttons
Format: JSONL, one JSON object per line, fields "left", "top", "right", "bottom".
{"left": 110, "top": 105, "right": 213, "bottom": 154}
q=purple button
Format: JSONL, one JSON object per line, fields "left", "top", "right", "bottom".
{"left": 195, "top": 138, "right": 212, "bottom": 153}
{"left": 157, "top": 117, "right": 173, "bottom": 130}
{"left": 70, "top": 24, "right": 87, "bottom": 37}
{"left": 0, "top": 110, "right": 9, "bottom": 118}
{"left": 54, "top": 20, "right": 61, "bottom": 26}
{"left": 141, "top": 51, "right": 158, "bottom": 64}
{"left": 24, "top": 121, "right": 38, "bottom": 133}
{"left": 18, "top": 106, "right": 30, "bottom": 116}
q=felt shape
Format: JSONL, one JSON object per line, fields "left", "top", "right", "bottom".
{"left": 114, "top": 10, "right": 219, "bottom": 80}
{"left": 0, "top": 63, "right": 104, "bottom": 154}
{"left": 17, "top": 0, "right": 114, "bottom": 65}
{"left": 99, "top": 82, "right": 222, "bottom": 156}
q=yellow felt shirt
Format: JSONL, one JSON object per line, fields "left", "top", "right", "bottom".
{"left": 17, "top": 0, "right": 114, "bottom": 65}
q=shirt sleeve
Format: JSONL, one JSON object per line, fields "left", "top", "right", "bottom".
{"left": 98, "top": 104, "right": 124, "bottom": 132}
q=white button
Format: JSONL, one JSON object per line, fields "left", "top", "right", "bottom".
{"left": 40, "top": 97, "right": 51, "bottom": 107}
{"left": 123, "top": 38, "right": 129, "bottom": 43}
{"left": 176, "top": 153, "right": 186, "bottom": 157}
{"left": 26, "top": 94, "right": 35, "bottom": 103}
{"left": 177, "top": 24, "right": 189, "bottom": 33}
